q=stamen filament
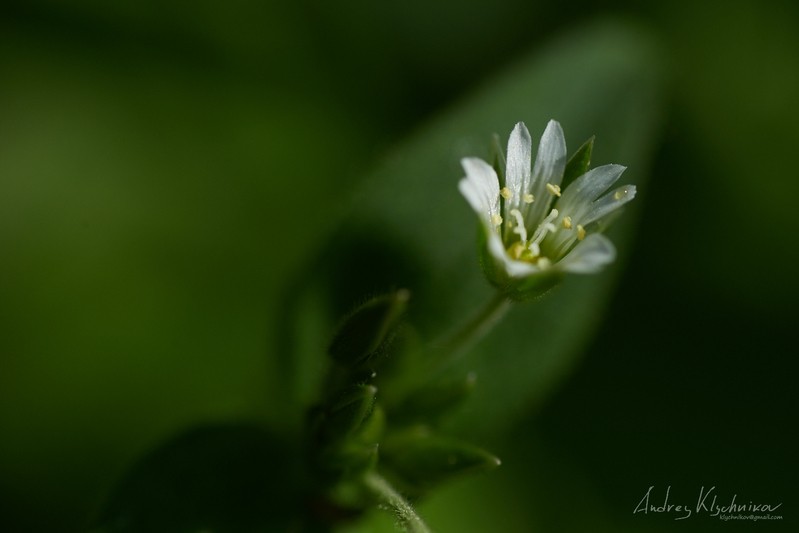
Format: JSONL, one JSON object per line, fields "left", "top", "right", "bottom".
{"left": 529, "top": 208, "right": 559, "bottom": 250}
{"left": 509, "top": 209, "right": 527, "bottom": 244}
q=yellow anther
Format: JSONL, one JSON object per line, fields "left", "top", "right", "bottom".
{"left": 500, "top": 187, "right": 512, "bottom": 200}
{"left": 491, "top": 214, "right": 503, "bottom": 226}
{"left": 577, "top": 224, "right": 586, "bottom": 240}
{"left": 614, "top": 189, "right": 625, "bottom": 200}
{"left": 562, "top": 216, "right": 572, "bottom": 229}
{"left": 546, "top": 183, "right": 562, "bottom": 197}
{"left": 523, "top": 193, "right": 535, "bottom": 204}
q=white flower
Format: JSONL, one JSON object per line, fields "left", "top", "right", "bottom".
{"left": 459, "top": 120, "right": 636, "bottom": 297}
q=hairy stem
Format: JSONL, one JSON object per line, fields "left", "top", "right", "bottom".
{"left": 362, "top": 471, "right": 432, "bottom": 533}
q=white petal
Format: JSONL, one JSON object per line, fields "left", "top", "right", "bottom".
{"left": 504, "top": 259, "right": 541, "bottom": 277}
{"left": 557, "top": 164, "right": 626, "bottom": 216}
{"left": 459, "top": 157, "right": 500, "bottom": 222}
{"left": 557, "top": 234, "right": 616, "bottom": 274}
{"left": 546, "top": 164, "right": 627, "bottom": 256}
{"left": 504, "top": 122, "right": 532, "bottom": 215}
{"left": 581, "top": 184, "right": 637, "bottom": 226}
{"left": 526, "top": 120, "right": 567, "bottom": 226}
{"left": 459, "top": 179, "right": 488, "bottom": 224}
{"left": 532, "top": 120, "right": 567, "bottom": 184}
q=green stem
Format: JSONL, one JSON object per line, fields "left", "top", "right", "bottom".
{"left": 432, "top": 291, "right": 512, "bottom": 372}
{"left": 362, "top": 472, "right": 432, "bottom": 533}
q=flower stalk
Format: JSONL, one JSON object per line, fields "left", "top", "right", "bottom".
{"left": 432, "top": 291, "right": 511, "bottom": 372}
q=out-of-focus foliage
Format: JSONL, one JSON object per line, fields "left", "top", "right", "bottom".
{"left": 1, "top": 0, "right": 797, "bottom": 531}
{"left": 93, "top": 21, "right": 663, "bottom": 531}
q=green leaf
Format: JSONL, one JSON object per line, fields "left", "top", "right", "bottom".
{"left": 356, "top": 404, "right": 386, "bottom": 445}
{"left": 314, "top": 402, "right": 385, "bottom": 481}
{"left": 381, "top": 427, "right": 501, "bottom": 492}
{"left": 319, "top": 384, "right": 379, "bottom": 443}
{"left": 317, "top": 442, "right": 380, "bottom": 481}
{"left": 329, "top": 290, "right": 411, "bottom": 369}
{"left": 95, "top": 424, "right": 302, "bottom": 532}
{"left": 561, "top": 135, "right": 595, "bottom": 189}
{"left": 283, "top": 20, "right": 664, "bottom": 435}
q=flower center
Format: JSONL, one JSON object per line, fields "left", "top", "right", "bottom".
{"left": 506, "top": 208, "right": 561, "bottom": 266}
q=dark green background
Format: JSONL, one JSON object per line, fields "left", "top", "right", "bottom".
{"left": 1, "top": 0, "right": 796, "bottom": 531}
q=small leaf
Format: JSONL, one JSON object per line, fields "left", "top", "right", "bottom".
{"left": 320, "top": 384, "right": 378, "bottom": 443}
{"left": 328, "top": 290, "right": 410, "bottom": 369}
{"left": 562, "top": 135, "right": 594, "bottom": 189}
{"left": 382, "top": 427, "right": 501, "bottom": 491}
{"left": 356, "top": 404, "right": 386, "bottom": 445}
{"left": 317, "top": 443, "right": 379, "bottom": 481}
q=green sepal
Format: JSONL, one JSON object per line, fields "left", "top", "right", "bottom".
{"left": 319, "top": 384, "right": 378, "bottom": 443}
{"left": 508, "top": 268, "right": 564, "bottom": 302}
{"left": 381, "top": 426, "right": 501, "bottom": 491}
{"left": 328, "top": 290, "right": 410, "bottom": 369}
{"left": 476, "top": 225, "right": 504, "bottom": 289}
{"left": 490, "top": 132, "right": 506, "bottom": 187}
{"left": 561, "top": 135, "right": 594, "bottom": 189}
{"left": 393, "top": 373, "right": 477, "bottom": 422}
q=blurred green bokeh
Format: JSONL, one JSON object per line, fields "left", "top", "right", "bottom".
{"left": 1, "top": 0, "right": 797, "bottom": 531}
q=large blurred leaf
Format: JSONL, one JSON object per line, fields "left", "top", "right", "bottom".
{"left": 646, "top": 0, "right": 799, "bottom": 308}
{"left": 95, "top": 424, "right": 302, "bottom": 532}
{"left": 282, "top": 20, "right": 665, "bottom": 434}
